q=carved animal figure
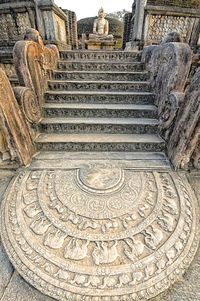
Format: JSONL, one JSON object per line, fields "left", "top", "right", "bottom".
{"left": 144, "top": 263, "right": 156, "bottom": 280}
{"left": 56, "top": 269, "right": 71, "bottom": 281}
{"left": 44, "top": 230, "right": 67, "bottom": 249}
{"left": 49, "top": 200, "right": 64, "bottom": 214}
{"left": 130, "top": 271, "right": 144, "bottom": 285}
{"left": 157, "top": 258, "right": 167, "bottom": 272}
{"left": 158, "top": 212, "right": 174, "bottom": 232}
{"left": 175, "top": 241, "right": 183, "bottom": 253}
{"left": 101, "top": 219, "right": 118, "bottom": 233}
{"left": 23, "top": 190, "right": 37, "bottom": 205}
{"left": 71, "top": 274, "right": 88, "bottom": 285}
{"left": 144, "top": 225, "right": 163, "bottom": 250}
{"left": 24, "top": 202, "right": 41, "bottom": 218}
{"left": 85, "top": 276, "right": 102, "bottom": 287}
{"left": 163, "top": 198, "right": 178, "bottom": 215}
{"left": 26, "top": 179, "right": 38, "bottom": 190}
{"left": 67, "top": 212, "right": 79, "bottom": 225}
{"left": 166, "top": 248, "right": 176, "bottom": 265}
{"left": 92, "top": 241, "right": 119, "bottom": 265}
{"left": 124, "top": 238, "right": 144, "bottom": 262}
{"left": 101, "top": 276, "right": 117, "bottom": 288}
{"left": 30, "top": 216, "right": 51, "bottom": 235}
{"left": 64, "top": 239, "right": 89, "bottom": 260}
{"left": 118, "top": 274, "right": 131, "bottom": 287}
{"left": 78, "top": 219, "right": 98, "bottom": 230}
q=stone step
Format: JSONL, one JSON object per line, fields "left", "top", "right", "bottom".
{"left": 52, "top": 70, "right": 149, "bottom": 81}
{"left": 58, "top": 61, "right": 144, "bottom": 72}
{"left": 43, "top": 103, "right": 157, "bottom": 118}
{"left": 59, "top": 50, "right": 141, "bottom": 62}
{"left": 40, "top": 117, "right": 159, "bottom": 134}
{"left": 36, "top": 133, "right": 165, "bottom": 152}
{"left": 48, "top": 80, "right": 151, "bottom": 92}
{"left": 31, "top": 151, "right": 171, "bottom": 171}
{"left": 45, "top": 91, "right": 155, "bottom": 105}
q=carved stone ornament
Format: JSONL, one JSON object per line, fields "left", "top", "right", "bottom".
{"left": 1, "top": 164, "right": 199, "bottom": 301}
{"left": 168, "top": 67, "right": 200, "bottom": 169}
{"left": 13, "top": 28, "right": 59, "bottom": 123}
{"left": 0, "top": 68, "right": 35, "bottom": 165}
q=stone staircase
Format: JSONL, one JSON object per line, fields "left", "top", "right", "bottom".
{"left": 36, "top": 51, "right": 166, "bottom": 158}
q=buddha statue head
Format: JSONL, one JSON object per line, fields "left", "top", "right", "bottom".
{"left": 98, "top": 7, "right": 106, "bottom": 19}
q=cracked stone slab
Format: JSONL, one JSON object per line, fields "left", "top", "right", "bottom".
{"left": 0, "top": 165, "right": 199, "bottom": 301}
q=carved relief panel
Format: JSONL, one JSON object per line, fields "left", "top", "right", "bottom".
{"left": 144, "top": 15, "right": 196, "bottom": 44}
{"left": 1, "top": 165, "right": 199, "bottom": 301}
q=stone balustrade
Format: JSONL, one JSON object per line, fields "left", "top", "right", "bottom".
{"left": 0, "top": 28, "right": 59, "bottom": 165}
{"left": 142, "top": 39, "right": 200, "bottom": 169}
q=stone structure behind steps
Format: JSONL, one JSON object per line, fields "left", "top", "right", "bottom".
{"left": 62, "top": 9, "right": 78, "bottom": 50}
{"left": 123, "top": 0, "right": 200, "bottom": 49}
{"left": 0, "top": 0, "right": 78, "bottom": 78}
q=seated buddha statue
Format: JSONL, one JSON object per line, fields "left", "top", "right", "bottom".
{"left": 89, "top": 8, "right": 113, "bottom": 41}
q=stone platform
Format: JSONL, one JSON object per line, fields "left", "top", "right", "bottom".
{"left": 85, "top": 40, "right": 115, "bottom": 50}
{"left": 0, "top": 156, "right": 199, "bottom": 301}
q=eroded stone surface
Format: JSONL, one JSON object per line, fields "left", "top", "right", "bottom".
{"left": 1, "top": 165, "right": 199, "bottom": 301}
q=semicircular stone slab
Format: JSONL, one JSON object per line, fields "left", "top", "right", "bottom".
{"left": 1, "top": 165, "right": 199, "bottom": 301}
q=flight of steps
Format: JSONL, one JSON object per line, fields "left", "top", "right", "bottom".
{"left": 36, "top": 51, "right": 167, "bottom": 159}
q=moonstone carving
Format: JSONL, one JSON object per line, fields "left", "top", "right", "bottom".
{"left": 1, "top": 165, "right": 199, "bottom": 301}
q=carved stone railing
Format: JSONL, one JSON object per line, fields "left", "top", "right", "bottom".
{"left": 13, "top": 28, "right": 59, "bottom": 123}
{"left": 142, "top": 40, "right": 200, "bottom": 169}
{"left": 168, "top": 68, "right": 200, "bottom": 169}
{"left": 0, "top": 68, "right": 35, "bottom": 165}
{"left": 0, "top": 28, "right": 59, "bottom": 166}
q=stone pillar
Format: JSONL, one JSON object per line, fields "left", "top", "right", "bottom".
{"left": 131, "top": 0, "right": 147, "bottom": 48}
{"left": 122, "top": 13, "right": 133, "bottom": 50}
{"left": 62, "top": 9, "right": 78, "bottom": 50}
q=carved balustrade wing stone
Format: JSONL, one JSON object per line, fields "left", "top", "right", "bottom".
{"left": 142, "top": 42, "right": 192, "bottom": 111}
{"left": 13, "top": 29, "right": 59, "bottom": 123}
{"left": 1, "top": 164, "right": 199, "bottom": 301}
{"left": 0, "top": 68, "right": 35, "bottom": 165}
{"left": 142, "top": 40, "right": 199, "bottom": 170}
{"left": 168, "top": 67, "right": 200, "bottom": 169}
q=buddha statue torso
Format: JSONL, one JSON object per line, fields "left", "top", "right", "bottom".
{"left": 89, "top": 8, "right": 113, "bottom": 41}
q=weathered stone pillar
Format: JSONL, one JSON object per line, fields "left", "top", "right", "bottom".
{"left": 122, "top": 12, "right": 133, "bottom": 50}
{"left": 131, "top": 0, "right": 147, "bottom": 48}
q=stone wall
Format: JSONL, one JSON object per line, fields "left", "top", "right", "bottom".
{"left": 0, "top": 0, "right": 73, "bottom": 51}
{"left": 123, "top": 0, "right": 200, "bottom": 49}
{"left": 63, "top": 9, "right": 78, "bottom": 49}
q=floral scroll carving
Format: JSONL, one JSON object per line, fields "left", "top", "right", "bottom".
{"left": 13, "top": 28, "right": 59, "bottom": 123}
